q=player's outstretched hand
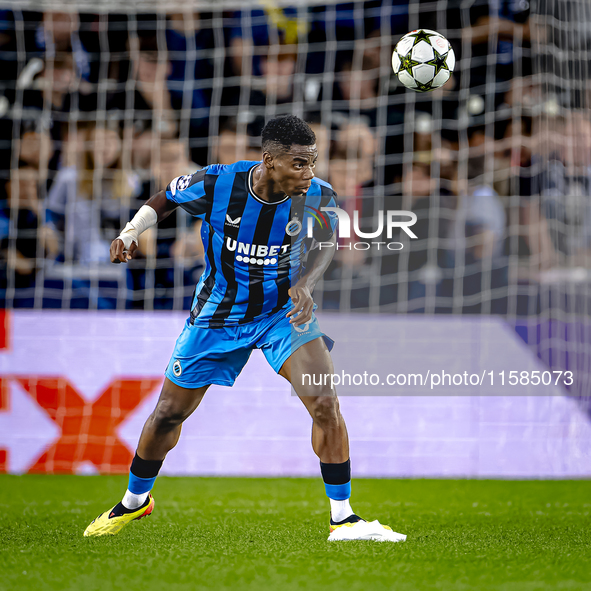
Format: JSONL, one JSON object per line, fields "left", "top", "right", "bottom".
{"left": 287, "top": 282, "right": 314, "bottom": 326}
{"left": 110, "top": 238, "right": 138, "bottom": 264}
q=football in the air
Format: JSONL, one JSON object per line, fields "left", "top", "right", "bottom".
{"left": 392, "top": 29, "right": 455, "bottom": 92}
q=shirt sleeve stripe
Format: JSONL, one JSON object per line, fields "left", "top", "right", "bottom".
{"left": 166, "top": 169, "right": 213, "bottom": 218}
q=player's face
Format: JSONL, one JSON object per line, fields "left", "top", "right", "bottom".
{"left": 273, "top": 144, "right": 318, "bottom": 197}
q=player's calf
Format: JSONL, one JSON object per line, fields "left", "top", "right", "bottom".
{"left": 136, "top": 381, "right": 208, "bottom": 460}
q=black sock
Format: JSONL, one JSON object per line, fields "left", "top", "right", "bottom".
{"left": 130, "top": 453, "right": 163, "bottom": 479}
{"left": 320, "top": 459, "right": 351, "bottom": 485}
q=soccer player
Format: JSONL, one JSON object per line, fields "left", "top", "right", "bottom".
{"left": 84, "top": 116, "right": 405, "bottom": 542}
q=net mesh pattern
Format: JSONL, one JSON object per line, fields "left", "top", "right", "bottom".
{"left": 0, "top": 0, "right": 589, "bottom": 402}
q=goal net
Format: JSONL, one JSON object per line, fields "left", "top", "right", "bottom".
{"left": 0, "top": 1, "right": 589, "bottom": 402}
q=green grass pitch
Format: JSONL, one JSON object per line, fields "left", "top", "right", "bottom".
{"left": 1, "top": 475, "right": 591, "bottom": 591}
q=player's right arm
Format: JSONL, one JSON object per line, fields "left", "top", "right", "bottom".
{"left": 110, "top": 190, "right": 176, "bottom": 263}
{"left": 110, "top": 169, "right": 210, "bottom": 264}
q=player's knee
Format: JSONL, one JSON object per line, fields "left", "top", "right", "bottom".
{"left": 311, "top": 395, "right": 339, "bottom": 427}
{"left": 151, "top": 400, "right": 187, "bottom": 431}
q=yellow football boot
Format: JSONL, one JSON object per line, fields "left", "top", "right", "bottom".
{"left": 83, "top": 494, "right": 154, "bottom": 537}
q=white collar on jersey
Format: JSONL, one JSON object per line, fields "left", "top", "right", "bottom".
{"left": 247, "top": 164, "right": 291, "bottom": 205}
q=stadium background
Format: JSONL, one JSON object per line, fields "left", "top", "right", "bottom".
{"left": 0, "top": 0, "right": 590, "bottom": 478}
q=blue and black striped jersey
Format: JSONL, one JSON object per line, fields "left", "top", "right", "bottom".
{"left": 166, "top": 161, "right": 338, "bottom": 328}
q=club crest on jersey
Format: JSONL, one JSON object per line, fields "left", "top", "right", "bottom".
{"left": 286, "top": 216, "right": 302, "bottom": 237}
{"left": 225, "top": 214, "right": 242, "bottom": 227}
{"left": 172, "top": 359, "right": 182, "bottom": 377}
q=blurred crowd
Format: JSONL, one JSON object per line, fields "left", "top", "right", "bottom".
{"left": 0, "top": 1, "right": 588, "bottom": 313}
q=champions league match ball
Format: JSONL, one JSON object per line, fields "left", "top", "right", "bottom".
{"left": 392, "top": 29, "right": 455, "bottom": 92}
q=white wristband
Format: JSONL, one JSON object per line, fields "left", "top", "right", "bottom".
{"left": 117, "top": 205, "right": 158, "bottom": 250}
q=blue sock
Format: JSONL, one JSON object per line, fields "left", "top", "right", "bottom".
{"left": 122, "top": 453, "right": 163, "bottom": 509}
{"left": 128, "top": 473, "right": 158, "bottom": 495}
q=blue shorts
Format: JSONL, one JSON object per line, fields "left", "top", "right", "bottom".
{"left": 165, "top": 303, "right": 334, "bottom": 389}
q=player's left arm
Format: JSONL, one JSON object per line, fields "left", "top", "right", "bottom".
{"left": 287, "top": 240, "right": 336, "bottom": 326}
{"left": 287, "top": 186, "right": 339, "bottom": 326}
{"left": 287, "top": 238, "right": 336, "bottom": 323}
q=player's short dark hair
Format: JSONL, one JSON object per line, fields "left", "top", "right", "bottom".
{"left": 261, "top": 116, "right": 316, "bottom": 155}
